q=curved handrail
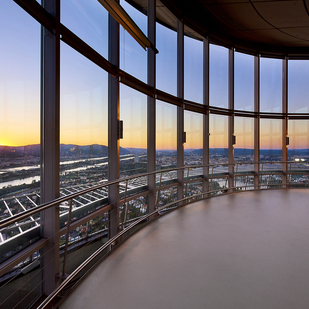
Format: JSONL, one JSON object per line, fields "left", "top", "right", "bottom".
{"left": 36, "top": 179, "right": 298, "bottom": 309}
{"left": 0, "top": 160, "right": 303, "bottom": 230}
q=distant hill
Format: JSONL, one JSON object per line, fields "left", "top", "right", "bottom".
{"left": 0, "top": 144, "right": 131, "bottom": 157}
{"left": 0, "top": 144, "right": 40, "bottom": 158}
{"left": 0, "top": 145, "right": 308, "bottom": 158}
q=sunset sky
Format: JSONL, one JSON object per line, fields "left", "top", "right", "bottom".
{"left": 1, "top": 0, "right": 309, "bottom": 150}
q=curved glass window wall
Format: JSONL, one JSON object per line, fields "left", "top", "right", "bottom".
{"left": 2, "top": 1, "right": 309, "bottom": 308}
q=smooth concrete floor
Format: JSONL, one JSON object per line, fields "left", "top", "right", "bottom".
{"left": 61, "top": 189, "right": 309, "bottom": 309}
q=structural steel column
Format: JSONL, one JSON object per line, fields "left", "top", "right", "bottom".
{"left": 228, "top": 48, "right": 235, "bottom": 191}
{"left": 203, "top": 38, "right": 209, "bottom": 194}
{"left": 282, "top": 58, "right": 288, "bottom": 187}
{"left": 108, "top": 10, "right": 120, "bottom": 238}
{"left": 147, "top": 0, "right": 156, "bottom": 215}
{"left": 254, "top": 55, "right": 260, "bottom": 189}
{"left": 41, "top": 0, "right": 60, "bottom": 295}
{"left": 177, "top": 20, "right": 184, "bottom": 201}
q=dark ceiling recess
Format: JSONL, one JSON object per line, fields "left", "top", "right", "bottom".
{"left": 130, "top": 0, "right": 309, "bottom": 58}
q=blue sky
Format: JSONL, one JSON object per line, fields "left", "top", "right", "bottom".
{"left": 1, "top": 0, "right": 309, "bottom": 150}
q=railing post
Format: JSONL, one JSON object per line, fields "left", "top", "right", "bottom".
{"left": 156, "top": 171, "right": 163, "bottom": 208}
{"left": 122, "top": 179, "right": 129, "bottom": 227}
{"left": 61, "top": 198, "right": 73, "bottom": 279}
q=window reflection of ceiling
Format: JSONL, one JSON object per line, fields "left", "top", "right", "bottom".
{"left": 129, "top": 0, "right": 309, "bottom": 57}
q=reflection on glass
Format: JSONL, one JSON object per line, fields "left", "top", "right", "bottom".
{"left": 288, "top": 60, "right": 309, "bottom": 113}
{"left": 234, "top": 117, "right": 254, "bottom": 162}
{"left": 209, "top": 44, "right": 228, "bottom": 108}
{"left": 120, "top": 84, "right": 147, "bottom": 176}
{"left": 60, "top": 43, "right": 108, "bottom": 187}
{"left": 184, "top": 111, "right": 203, "bottom": 165}
{"left": 260, "top": 119, "right": 282, "bottom": 162}
{"left": 209, "top": 114, "right": 228, "bottom": 164}
{"left": 184, "top": 35, "right": 203, "bottom": 103}
{"left": 234, "top": 52, "right": 254, "bottom": 111}
{"left": 61, "top": 0, "right": 108, "bottom": 58}
{"left": 120, "top": 0, "right": 147, "bottom": 82}
{"left": 156, "top": 22, "right": 177, "bottom": 95}
{"left": 260, "top": 58, "right": 282, "bottom": 113}
{"left": 156, "top": 100, "right": 177, "bottom": 169}
{"left": 0, "top": 1, "right": 40, "bottom": 199}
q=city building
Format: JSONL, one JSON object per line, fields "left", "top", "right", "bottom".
{"left": 1, "top": 0, "right": 309, "bottom": 308}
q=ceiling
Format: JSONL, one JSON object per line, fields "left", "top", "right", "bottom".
{"left": 129, "top": 0, "right": 309, "bottom": 57}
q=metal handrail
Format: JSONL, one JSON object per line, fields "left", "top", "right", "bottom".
{"left": 0, "top": 160, "right": 304, "bottom": 230}
{"left": 36, "top": 179, "right": 297, "bottom": 309}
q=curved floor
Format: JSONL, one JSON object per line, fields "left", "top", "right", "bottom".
{"left": 61, "top": 189, "right": 309, "bottom": 309}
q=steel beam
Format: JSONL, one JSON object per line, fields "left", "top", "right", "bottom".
{"left": 254, "top": 55, "right": 260, "bottom": 189}
{"left": 282, "top": 58, "right": 288, "bottom": 186}
{"left": 203, "top": 38, "right": 209, "bottom": 194}
{"left": 40, "top": 0, "right": 60, "bottom": 294}
{"left": 177, "top": 20, "right": 184, "bottom": 201}
{"left": 228, "top": 48, "right": 235, "bottom": 191}
{"left": 108, "top": 7, "right": 120, "bottom": 238}
{"left": 147, "top": 0, "right": 156, "bottom": 216}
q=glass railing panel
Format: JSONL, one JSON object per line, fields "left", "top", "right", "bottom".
{"left": 259, "top": 174, "right": 282, "bottom": 189}
{"left": 209, "top": 177, "right": 229, "bottom": 195}
{"left": 234, "top": 162, "right": 255, "bottom": 176}
{"left": 157, "top": 186, "right": 178, "bottom": 209}
{"left": 184, "top": 181, "right": 204, "bottom": 200}
{"left": 155, "top": 170, "right": 178, "bottom": 188}
{"left": 0, "top": 251, "right": 41, "bottom": 309}
{"left": 119, "top": 195, "right": 148, "bottom": 228}
{"left": 234, "top": 175, "right": 255, "bottom": 191}
{"left": 59, "top": 212, "right": 109, "bottom": 278}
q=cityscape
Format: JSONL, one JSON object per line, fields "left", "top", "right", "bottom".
{"left": 1, "top": 143, "right": 309, "bottom": 201}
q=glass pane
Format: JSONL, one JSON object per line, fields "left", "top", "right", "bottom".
{"left": 234, "top": 52, "right": 254, "bottom": 111}
{"left": 184, "top": 111, "right": 203, "bottom": 165}
{"left": 60, "top": 43, "right": 108, "bottom": 187}
{"left": 0, "top": 2, "right": 41, "bottom": 306}
{"left": 288, "top": 60, "right": 309, "bottom": 113}
{"left": 209, "top": 44, "right": 229, "bottom": 109}
{"left": 120, "top": 0, "right": 147, "bottom": 82}
{"left": 0, "top": 1, "right": 40, "bottom": 199}
{"left": 156, "top": 101, "right": 177, "bottom": 169}
{"left": 260, "top": 119, "right": 282, "bottom": 161}
{"left": 184, "top": 35, "right": 203, "bottom": 103}
{"left": 260, "top": 58, "right": 282, "bottom": 113}
{"left": 120, "top": 85, "right": 147, "bottom": 177}
{"left": 234, "top": 117, "right": 254, "bottom": 162}
{"left": 289, "top": 120, "right": 309, "bottom": 160}
{"left": 61, "top": 0, "right": 108, "bottom": 58}
{"left": 156, "top": 23, "right": 177, "bottom": 95}
{"left": 209, "top": 114, "right": 228, "bottom": 164}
